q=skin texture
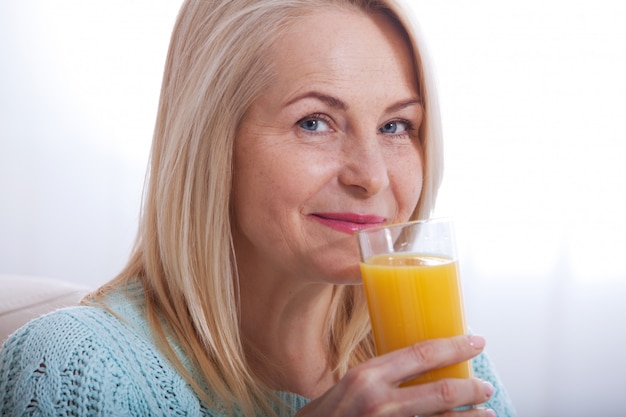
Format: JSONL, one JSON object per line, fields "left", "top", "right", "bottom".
{"left": 231, "top": 7, "right": 495, "bottom": 416}
{"left": 232, "top": 10, "right": 423, "bottom": 287}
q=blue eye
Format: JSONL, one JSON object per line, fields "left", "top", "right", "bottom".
{"left": 299, "top": 116, "right": 331, "bottom": 132}
{"left": 379, "top": 121, "right": 410, "bottom": 134}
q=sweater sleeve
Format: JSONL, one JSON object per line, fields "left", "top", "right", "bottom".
{"left": 0, "top": 307, "right": 206, "bottom": 417}
{"left": 472, "top": 351, "right": 518, "bottom": 416}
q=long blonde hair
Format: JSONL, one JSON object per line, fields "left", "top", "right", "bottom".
{"left": 88, "top": 0, "right": 443, "bottom": 415}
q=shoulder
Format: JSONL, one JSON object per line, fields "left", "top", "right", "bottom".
{"left": 0, "top": 305, "right": 206, "bottom": 416}
{"left": 1, "top": 305, "right": 125, "bottom": 373}
{"left": 1, "top": 304, "right": 147, "bottom": 370}
{"left": 5, "top": 304, "right": 120, "bottom": 341}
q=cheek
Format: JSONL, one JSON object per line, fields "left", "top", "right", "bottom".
{"left": 232, "top": 144, "right": 267, "bottom": 227}
{"left": 233, "top": 162, "right": 280, "bottom": 226}
{"left": 392, "top": 151, "right": 424, "bottom": 219}
{"left": 231, "top": 160, "right": 286, "bottom": 257}
{"left": 232, "top": 146, "right": 315, "bottom": 227}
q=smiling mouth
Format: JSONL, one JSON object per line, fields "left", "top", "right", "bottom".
{"left": 309, "top": 212, "right": 386, "bottom": 234}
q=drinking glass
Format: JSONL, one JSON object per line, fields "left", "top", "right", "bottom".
{"left": 357, "top": 218, "right": 471, "bottom": 385}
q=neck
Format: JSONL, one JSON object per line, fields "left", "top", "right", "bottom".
{"left": 239, "top": 274, "right": 337, "bottom": 398}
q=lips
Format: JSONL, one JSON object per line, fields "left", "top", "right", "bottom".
{"left": 309, "top": 212, "right": 386, "bottom": 234}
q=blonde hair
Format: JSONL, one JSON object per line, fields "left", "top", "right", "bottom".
{"left": 88, "top": 0, "right": 443, "bottom": 415}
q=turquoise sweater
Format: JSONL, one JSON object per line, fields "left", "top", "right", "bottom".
{"left": 0, "top": 282, "right": 516, "bottom": 416}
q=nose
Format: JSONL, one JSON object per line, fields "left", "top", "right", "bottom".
{"left": 338, "top": 134, "right": 390, "bottom": 196}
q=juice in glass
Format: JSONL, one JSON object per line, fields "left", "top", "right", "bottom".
{"left": 360, "top": 253, "right": 471, "bottom": 385}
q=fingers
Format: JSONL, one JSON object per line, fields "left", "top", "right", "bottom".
{"left": 297, "top": 335, "right": 493, "bottom": 417}
{"left": 312, "top": 376, "right": 495, "bottom": 417}
{"left": 393, "top": 377, "right": 495, "bottom": 416}
{"left": 371, "top": 335, "right": 485, "bottom": 385}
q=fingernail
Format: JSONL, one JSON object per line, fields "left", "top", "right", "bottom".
{"left": 468, "top": 335, "right": 486, "bottom": 349}
{"left": 483, "top": 381, "right": 495, "bottom": 398}
{"left": 485, "top": 409, "right": 497, "bottom": 417}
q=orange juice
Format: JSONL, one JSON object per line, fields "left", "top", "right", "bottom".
{"left": 360, "top": 254, "right": 471, "bottom": 385}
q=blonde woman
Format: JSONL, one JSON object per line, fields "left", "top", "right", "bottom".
{"left": 0, "top": 0, "right": 516, "bottom": 416}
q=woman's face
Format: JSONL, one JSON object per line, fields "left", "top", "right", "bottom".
{"left": 232, "top": 8, "right": 423, "bottom": 284}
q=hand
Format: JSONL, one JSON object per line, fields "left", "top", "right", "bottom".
{"left": 296, "top": 335, "right": 496, "bottom": 417}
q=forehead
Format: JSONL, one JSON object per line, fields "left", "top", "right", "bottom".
{"left": 266, "top": 8, "right": 418, "bottom": 100}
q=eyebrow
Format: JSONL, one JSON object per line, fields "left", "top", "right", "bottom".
{"left": 284, "top": 91, "right": 348, "bottom": 110}
{"left": 385, "top": 98, "right": 423, "bottom": 113}
{"left": 284, "top": 90, "right": 422, "bottom": 113}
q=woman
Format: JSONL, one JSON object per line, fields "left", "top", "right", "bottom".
{"left": 0, "top": 0, "right": 516, "bottom": 416}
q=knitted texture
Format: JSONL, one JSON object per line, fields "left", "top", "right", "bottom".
{"left": 0, "top": 283, "right": 515, "bottom": 416}
{"left": 0, "top": 308, "right": 206, "bottom": 416}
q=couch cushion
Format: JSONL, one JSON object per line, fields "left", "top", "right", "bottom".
{"left": 0, "top": 275, "right": 90, "bottom": 344}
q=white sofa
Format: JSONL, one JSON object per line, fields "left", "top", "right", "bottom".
{"left": 0, "top": 275, "right": 90, "bottom": 345}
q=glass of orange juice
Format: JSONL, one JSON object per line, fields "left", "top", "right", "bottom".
{"left": 357, "top": 218, "right": 471, "bottom": 386}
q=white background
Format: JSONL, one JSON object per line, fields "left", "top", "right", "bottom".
{"left": 1, "top": 1, "right": 626, "bottom": 415}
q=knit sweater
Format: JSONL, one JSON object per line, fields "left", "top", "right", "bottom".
{"left": 0, "top": 282, "right": 516, "bottom": 416}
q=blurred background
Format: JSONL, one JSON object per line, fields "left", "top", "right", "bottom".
{"left": 1, "top": 1, "right": 625, "bottom": 415}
